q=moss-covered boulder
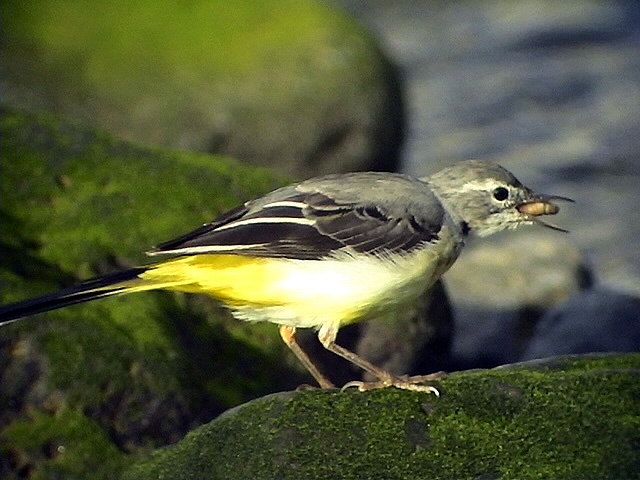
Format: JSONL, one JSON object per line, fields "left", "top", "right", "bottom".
{"left": 2, "top": 0, "right": 404, "bottom": 177}
{"left": 124, "top": 354, "right": 640, "bottom": 480}
{"left": 0, "top": 107, "right": 309, "bottom": 479}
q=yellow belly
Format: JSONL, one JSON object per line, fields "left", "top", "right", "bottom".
{"left": 138, "top": 248, "right": 453, "bottom": 329}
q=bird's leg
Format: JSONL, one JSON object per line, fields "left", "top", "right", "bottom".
{"left": 279, "top": 325, "right": 335, "bottom": 389}
{"left": 317, "top": 324, "right": 440, "bottom": 395}
{"left": 317, "top": 324, "right": 395, "bottom": 382}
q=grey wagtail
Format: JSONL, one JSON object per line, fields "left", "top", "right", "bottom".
{"left": 0, "top": 160, "right": 571, "bottom": 392}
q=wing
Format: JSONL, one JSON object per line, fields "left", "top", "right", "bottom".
{"left": 148, "top": 173, "right": 444, "bottom": 260}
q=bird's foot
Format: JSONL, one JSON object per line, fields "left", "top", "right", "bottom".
{"left": 341, "top": 372, "right": 446, "bottom": 396}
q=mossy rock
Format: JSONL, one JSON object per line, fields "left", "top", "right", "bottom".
{"left": 2, "top": 0, "right": 404, "bottom": 177}
{"left": 0, "top": 107, "right": 308, "bottom": 479}
{"left": 124, "top": 354, "right": 640, "bottom": 480}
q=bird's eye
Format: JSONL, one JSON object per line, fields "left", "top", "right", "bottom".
{"left": 493, "top": 187, "right": 509, "bottom": 201}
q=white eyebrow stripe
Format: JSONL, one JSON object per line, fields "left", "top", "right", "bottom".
{"left": 262, "top": 201, "right": 307, "bottom": 209}
{"left": 458, "top": 178, "right": 503, "bottom": 193}
{"left": 214, "top": 216, "right": 316, "bottom": 232}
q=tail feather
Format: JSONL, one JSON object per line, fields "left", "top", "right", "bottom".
{"left": 0, "top": 267, "right": 149, "bottom": 326}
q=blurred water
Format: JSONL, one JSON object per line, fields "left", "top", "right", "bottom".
{"left": 337, "top": 0, "right": 640, "bottom": 294}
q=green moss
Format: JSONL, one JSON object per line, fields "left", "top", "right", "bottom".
{"left": 1, "top": 0, "right": 394, "bottom": 176}
{"left": 4, "top": 0, "right": 367, "bottom": 83}
{"left": 0, "top": 105, "right": 296, "bottom": 388}
{"left": 0, "top": 107, "right": 310, "bottom": 478}
{"left": 1, "top": 409, "right": 128, "bottom": 480}
{"left": 124, "top": 354, "right": 640, "bottom": 480}
{"left": 0, "top": 108, "right": 283, "bottom": 276}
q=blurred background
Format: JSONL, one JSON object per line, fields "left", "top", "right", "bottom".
{"left": 1, "top": 0, "right": 639, "bottom": 476}
{"left": 334, "top": 0, "right": 640, "bottom": 370}
{"left": 335, "top": 0, "right": 640, "bottom": 369}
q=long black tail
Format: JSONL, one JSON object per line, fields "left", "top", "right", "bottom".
{"left": 0, "top": 267, "right": 148, "bottom": 326}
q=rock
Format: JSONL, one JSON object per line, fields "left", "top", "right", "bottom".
{"left": 444, "top": 232, "right": 592, "bottom": 369}
{"left": 1, "top": 0, "right": 404, "bottom": 177}
{"left": 446, "top": 232, "right": 591, "bottom": 310}
{"left": 123, "top": 354, "right": 640, "bottom": 480}
{"left": 0, "top": 107, "right": 304, "bottom": 479}
{"left": 521, "top": 289, "right": 640, "bottom": 360}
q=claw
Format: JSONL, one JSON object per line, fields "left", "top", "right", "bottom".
{"left": 341, "top": 380, "right": 368, "bottom": 392}
{"left": 393, "top": 382, "right": 440, "bottom": 396}
{"left": 340, "top": 375, "right": 441, "bottom": 396}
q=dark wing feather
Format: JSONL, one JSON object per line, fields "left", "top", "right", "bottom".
{"left": 147, "top": 194, "right": 344, "bottom": 259}
{"left": 148, "top": 204, "right": 249, "bottom": 254}
{"left": 304, "top": 193, "right": 440, "bottom": 256}
{"left": 148, "top": 179, "right": 443, "bottom": 260}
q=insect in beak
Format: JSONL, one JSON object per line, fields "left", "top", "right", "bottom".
{"left": 516, "top": 194, "right": 574, "bottom": 232}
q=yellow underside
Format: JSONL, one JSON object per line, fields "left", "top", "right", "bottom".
{"left": 128, "top": 250, "right": 446, "bottom": 329}
{"left": 139, "top": 255, "right": 292, "bottom": 304}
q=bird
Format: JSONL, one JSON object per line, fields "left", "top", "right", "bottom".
{"left": 0, "top": 160, "right": 572, "bottom": 392}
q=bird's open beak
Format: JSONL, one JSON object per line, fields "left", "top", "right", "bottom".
{"left": 516, "top": 194, "right": 574, "bottom": 232}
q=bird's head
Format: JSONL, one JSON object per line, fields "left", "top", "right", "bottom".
{"left": 426, "top": 160, "right": 573, "bottom": 237}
